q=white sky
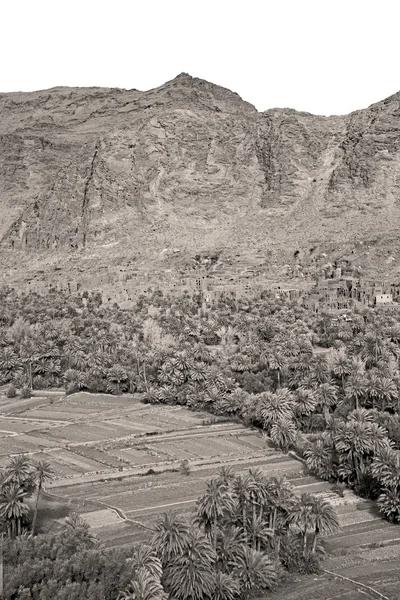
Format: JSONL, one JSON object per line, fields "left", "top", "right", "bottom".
{"left": 2, "top": 0, "right": 400, "bottom": 116}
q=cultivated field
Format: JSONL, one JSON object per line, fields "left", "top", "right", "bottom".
{"left": 0, "top": 390, "right": 399, "bottom": 599}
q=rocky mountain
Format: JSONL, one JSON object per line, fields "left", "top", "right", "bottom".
{"left": 1, "top": 73, "right": 400, "bottom": 294}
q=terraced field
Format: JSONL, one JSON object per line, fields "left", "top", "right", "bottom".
{"left": 0, "top": 390, "right": 399, "bottom": 599}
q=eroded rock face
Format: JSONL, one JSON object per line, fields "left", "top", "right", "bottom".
{"left": 1, "top": 73, "right": 400, "bottom": 285}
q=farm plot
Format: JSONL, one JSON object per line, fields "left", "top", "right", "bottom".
{"left": 21, "top": 408, "right": 92, "bottom": 421}
{"left": 47, "top": 449, "right": 107, "bottom": 474}
{"left": 33, "top": 422, "right": 136, "bottom": 444}
{"left": 78, "top": 508, "right": 122, "bottom": 528}
{"left": 0, "top": 396, "right": 57, "bottom": 415}
{"left": 106, "top": 445, "right": 172, "bottom": 465}
{"left": 100, "top": 418, "right": 159, "bottom": 435}
{"left": 96, "top": 521, "right": 142, "bottom": 549}
{"left": 0, "top": 417, "right": 60, "bottom": 434}
{"left": 0, "top": 433, "right": 60, "bottom": 456}
{"left": 72, "top": 446, "right": 127, "bottom": 469}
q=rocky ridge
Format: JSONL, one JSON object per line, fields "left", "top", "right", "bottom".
{"left": 2, "top": 73, "right": 400, "bottom": 294}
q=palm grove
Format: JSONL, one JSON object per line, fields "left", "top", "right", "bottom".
{"left": 0, "top": 285, "right": 399, "bottom": 597}
{"left": 2, "top": 464, "right": 338, "bottom": 600}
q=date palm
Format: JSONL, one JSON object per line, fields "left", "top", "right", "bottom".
{"left": 266, "top": 350, "right": 286, "bottom": 387}
{"left": 4, "top": 455, "right": 33, "bottom": 489}
{"left": 129, "top": 545, "right": 163, "bottom": 581}
{"left": 314, "top": 382, "right": 339, "bottom": 424}
{"left": 196, "top": 479, "right": 235, "bottom": 548}
{"left": 371, "top": 376, "right": 397, "bottom": 410}
{"left": 334, "top": 419, "right": 388, "bottom": 481}
{"left": 246, "top": 515, "right": 273, "bottom": 551}
{"left": 232, "top": 546, "right": 277, "bottom": 598}
{"left": 119, "top": 568, "right": 167, "bottom": 600}
{"left": 216, "top": 466, "right": 236, "bottom": 488}
{"left": 371, "top": 445, "right": 400, "bottom": 490}
{"left": 232, "top": 474, "right": 254, "bottom": 542}
{"left": 19, "top": 341, "right": 39, "bottom": 389}
{"left": 188, "top": 362, "right": 207, "bottom": 383}
{"left": 107, "top": 365, "right": 128, "bottom": 395}
{"left": 309, "top": 495, "right": 339, "bottom": 554}
{"left": 0, "top": 347, "right": 19, "bottom": 372}
{"left": 216, "top": 525, "right": 246, "bottom": 570}
{"left": 309, "top": 355, "right": 330, "bottom": 385}
{"left": 31, "top": 460, "right": 55, "bottom": 536}
{"left": 293, "top": 388, "right": 317, "bottom": 418}
{"left": 329, "top": 348, "right": 350, "bottom": 388}
{"left": 260, "top": 389, "right": 294, "bottom": 432}
{"left": 304, "top": 438, "right": 335, "bottom": 481}
{"left": 344, "top": 371, "right": 367, "bottom": 410}
{"left": 189, "top": 343, "right": 212, "bottom": 364}
{"left": 376, "top": 488, "right": 400, "bottom": 523}
{"left": 0, "top": 483, "right": 29, "bottom": 538}
{"left": 163, "top": 529, "right": 215, "bottom": 600}
{"left": 213, "top": 571, "right": 241, "bottom": 600}
{"left": 152, "top": 513, "right": 191, "bottom": 567}
{"left": 266, "top": 476, "right": 296, "bottom": 533}
{"left": 288, "top": 493, "right": 316, "bottom": 554}
{"left": 270, "top": 418, "right": 297, "bottom": 453}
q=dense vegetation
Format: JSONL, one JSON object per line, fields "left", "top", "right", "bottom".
{"left": 2, "top": 465, "right": 338, "bottom": 600}
{"left": 0, "top": 286, "right": 399, "bottom": 523}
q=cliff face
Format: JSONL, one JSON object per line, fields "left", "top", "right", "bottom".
{"left": 2, "top": 73, "right": 400, "bottom": 289}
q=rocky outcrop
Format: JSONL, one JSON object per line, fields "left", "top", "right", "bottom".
{"left": 2, "top": 73, "right": 400, "bottom": 288}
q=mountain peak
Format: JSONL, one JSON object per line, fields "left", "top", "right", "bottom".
{"left": 2, "top": 76, "right": 400, "bottom": 293}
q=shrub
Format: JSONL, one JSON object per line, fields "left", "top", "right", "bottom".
{"left": 6, "top": 384, "right": 17, "bottom": 398}
{"left": 180, "top": 459, "right": 191, "bottom": 476}
{"left": 333, "top": 481, "right": 346, "bottom": 497}
{"left": 20, "top": 385, "right": 31, "bottom": 399}
{"left": 66, "top": 382, "right": 79, "bottom": 396}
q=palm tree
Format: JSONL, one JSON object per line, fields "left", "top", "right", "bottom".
{"left": 216, "top": 525, "right": 246, "bottom": 570}
{"left": 129, "top": 545, "right": 163, "bottom": 581}
{"left": 304, "top": 438, "right": 335, "bottom": 481}
{"left": 259, "top": 389, "right": 294, "bottom": 431}
{"left": 308, "top": 495, "right": 340, "bottom": 553}
{"left": 152, "top": 513, "right": 191, "bottom": 567}
{"left": 314, "top": 382, "right": 339, "bottom": 424}
{"left": 119, "top": 568, "right": 167, "bottom": 600}
{"left": 4, "top": 455, "right": 33, "bottom": 489}
{"left": 344, "top": 372, "right": 367, "bottom": 410}
{"left": 376, "top": 488, "right": 400, "bottom": 523}
{"left": 196, "top": 479, "right": 235, "bottom": 548}
{"left": 0, "top": 347, "right": 20, "bottom": 380}
{"left": 266, "top": 476, "right": 295, "bottom": 533}
{"left": 163, "top": 529, "right": 215, "bottom": 600}
{"left": 330, "top": 348, "right": 350, "bottom": 388}
{"left": 212, "top": 571, "right": 241, "bottom": 600}
{"left": 63, "top": 511, "right": 91, "bottom": 531}
{"left": 0, "top": 483, "right": 29, "bottom": 538}
{"left": 334, "top": 419, "right": 388, "bottom": 482}
{"left": 188, "top": 362, "right": 207, "bottom": 383}
{"left": 309, "top": 355, "right": 330, "bottom": 385}
{"left": 293, "top": 388, "right": 317, "bottom": 418}
{"left": 31, "top": 460, "right": 55, "bottom": 536}
{"left": 288, "top": 493, "right": 316, "bottom": 555}
{"left": 266, "top": 350, "right": 286, "bottom": 387}
{"left": 232, "top": 546, "right": 277, "bottom": 598}
{"left": 107, "top": 365, "right": 128, "bottom": 395}
{"left": 232, "top": 475, "right": 253, "bottom": 542}
{"left": 246, "top": 515, "right": 273, "bottom": 551}
{"left": 270, "top": 418, "right": 297, "bottom": 453}
{"left": 19, "top": 340, "right": 40, "bottom": 390}
{"left": 216, "top": 466, "right": 236, "bottom": 488}
{"left": 371, "top": 445, "right": 400, "bottom": 490}
{"left": 370, "top": 375, "right": 397, "bottom": 410}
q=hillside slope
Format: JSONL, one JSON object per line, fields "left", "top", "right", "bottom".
{"left": 1, "top": 74, "right": 400, "bottom": 291}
